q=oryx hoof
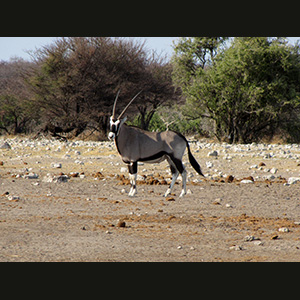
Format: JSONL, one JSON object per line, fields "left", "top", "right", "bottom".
{"left": 128, "top": 188, "right": 137, "bottom": 197}
{"left": 179, "top": 189, "right": 186, "bottom": 198}
{"left": 164, "top": 188, "right": 171, "bottom": 197}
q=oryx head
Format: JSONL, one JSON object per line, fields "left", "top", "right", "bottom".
{"left": 108, "top": 89, "right": 142, "bottom": 140}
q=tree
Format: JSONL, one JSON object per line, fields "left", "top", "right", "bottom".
{"left": 172, "top": 37, "right": 300, "bottom": 143}
{"left": 0, "top": 58, "right": 38, "bottom": 135}
{"left": 26, "top": 37, "right": 178, "bottom": 139}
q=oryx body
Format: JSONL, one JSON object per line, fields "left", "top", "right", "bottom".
{"left": 108, "top": 91, "right": 204, "bottom": 197}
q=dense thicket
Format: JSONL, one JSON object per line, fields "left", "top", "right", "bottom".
{"left": 172, "top": 37, "right": 300, "bottom": 143}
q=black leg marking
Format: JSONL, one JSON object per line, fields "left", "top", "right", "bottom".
{"left": 169, "top": 155, "right": 184, "bottom": 174}
{"left": 128, "top": 161, "right": 137, "bottom": 174}
{"left": 127, "top": 162, "right": 138, "bottom": 197}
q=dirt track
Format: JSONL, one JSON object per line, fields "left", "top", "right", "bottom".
{"left": 1, "top": 137, "right": 300, "bottom": 261}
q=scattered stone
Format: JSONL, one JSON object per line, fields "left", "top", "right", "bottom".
{"left": 253, "top": 240, "right": 263, "bottom": 246}
{"left": 42, "top": 174, "right": 69, "bottom": 183}
{"left": 24, "top": 172, "right": 39, "bottom": 179}
{"left": 271, "top": 234, "right": 279, "bottom": 240}
{"left": 225, "top": 175, "right": 234, "bottom": 183}
{"left": 120, "top": 167, "right": 127, "bottom": 173}
{"left": 244, "top": 235, "right": 259, "bottom": 242}
{"left": 264, "top": 175, "right": 276, "bottom": 180}
{"left": 117, "top": 220, "right": 126, "bottom": 228}
{"left": 229, "top": 245, "right": 243, "bottom": 251}
{"left": 7, "top": 195, "right": 20, "bottom": 201}
{"left": 166, "top": 197, "right": 175, "bottom": 201}
{"left": 287, "top": 177, "right": 300, "bottom": 185}
{"left": 206, "top": 161, "right": 213, "bottom": 168}
{"left": 208, "top": 150, "right": 218, "bottom": 157}
{"left": 69, "top": 172, "right": 79, "bottom": 177}
{"left": 270, "top": 168, "right": 278, "bottom": 174}
{"left": 225, "top": 203, "right": 233, "bottom": 208}
{"left": 51, "top": 162, "right": 62, "bottom": 168}
{"left": 240, "top": 179, "right": 254, "bottom": 184}
{"left": 0, "top": 142, "right": 11, "bottom": 149}
{"left": 278, "top": 227, "right": 290, "bottom": 233}
{"left": 177, "top": 246, "right": 182, "bottom": 250}
{"left": 259, "top": 162, "right": 266, "bottom": 167}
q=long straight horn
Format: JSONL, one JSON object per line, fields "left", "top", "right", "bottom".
{"left": 112, "top": 89, "right": 121, "bottom": 120}
{"left": 117, "top": 90, "right": 143, "bottom": 120}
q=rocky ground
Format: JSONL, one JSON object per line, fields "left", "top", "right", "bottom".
{"left": 1, "top": 136, "right": 300, "bottom": 261}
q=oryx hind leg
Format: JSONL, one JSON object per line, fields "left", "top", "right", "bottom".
{"left": 164, "top": 161, "right": 179, "bottom": 197}
{"left": 179, "top": 167, "right": 187, "bottom": 198}
{"left": 165, "top": 155, "right": 187, "bottom": 198}
{"left": 127, "top": 162, "right": 137, "bottom": 197}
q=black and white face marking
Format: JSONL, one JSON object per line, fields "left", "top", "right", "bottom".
{"left": 108, "top": 117, "right": 120, "bottom": 140}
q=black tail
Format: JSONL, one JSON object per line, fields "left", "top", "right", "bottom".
{"left": 186, "top": 143, "right": 204, "bottom": 177}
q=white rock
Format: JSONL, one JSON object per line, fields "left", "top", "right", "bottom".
{"left": 240, "top": 179, "right": 254, "bottom": 184}
{"left": 253, "top": 241, "right": 263, "bottom": 246}
{"left": 24, "top": 172, "right": 39, "bottom": 179}
{"left": 206, "top": 161, "right": 213, "bottom": 168}
{"left": 270, "top": 168, "right": 278, "bottom": 174}
{"left": 278, "top": 227, "right": 289, "bottom": 232}
{"left": 208, "top": 150, "right": 218, "bottom": 157}
{"left": 42, "top": 174, "right": 69, "bottom": 183}
{"left": 7, "top": 195, "right": 20, "bottom": 201}
{"left": 244, "top": 235, "right": 255, "bottom": 242}
{"left": 0, "top": 142, "right": 11, "bottom": 149}
{"left": 229, "top": 245, "right": 242, "bottom": 251}
{"left": 51, "top": 162, "right": 62, "bottom": 168}
{"left": 120, "top": 167, "right": 127, "bottom": 173}
{"left": 287, "top": 177, "right": 300, "bottom": 185}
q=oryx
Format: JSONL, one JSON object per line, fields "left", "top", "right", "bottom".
{"left": 108, "top": 90, "right": 204, "bottom": 197}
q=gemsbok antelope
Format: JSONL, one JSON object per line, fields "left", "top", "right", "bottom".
{"left": 108, "top": 90, "right": 204, "bottom": 197}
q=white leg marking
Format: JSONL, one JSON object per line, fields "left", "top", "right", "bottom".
{"left": 164, "top": 171, "right": 179, "bottom": 197}
{"left": 128, "top": 173, "right": 137, "bottom": 197}
{"left": 179, "top": 168, "right": 187, "bottom": 198}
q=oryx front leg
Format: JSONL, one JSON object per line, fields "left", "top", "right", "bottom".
{"left": 128, "top": 162, "right": 137, "bottom": 197}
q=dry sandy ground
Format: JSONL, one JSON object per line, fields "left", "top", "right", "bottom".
{"left": 1, "top": 137, "right": 300, "bottom": 262}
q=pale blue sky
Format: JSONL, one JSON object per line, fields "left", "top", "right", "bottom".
{"left": 0, "top": 37, "right": 298, "bottom": 62}
{"left": 0, "top": 37, "right": 178, "bottom": 61}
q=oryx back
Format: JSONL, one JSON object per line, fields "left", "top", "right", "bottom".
{"left": 116, "top": 125, "right": 186, "bottom": 164}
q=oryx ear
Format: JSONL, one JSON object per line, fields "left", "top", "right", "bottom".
{"left": 119, "top": 116, "right": 127, "bottom": 126}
